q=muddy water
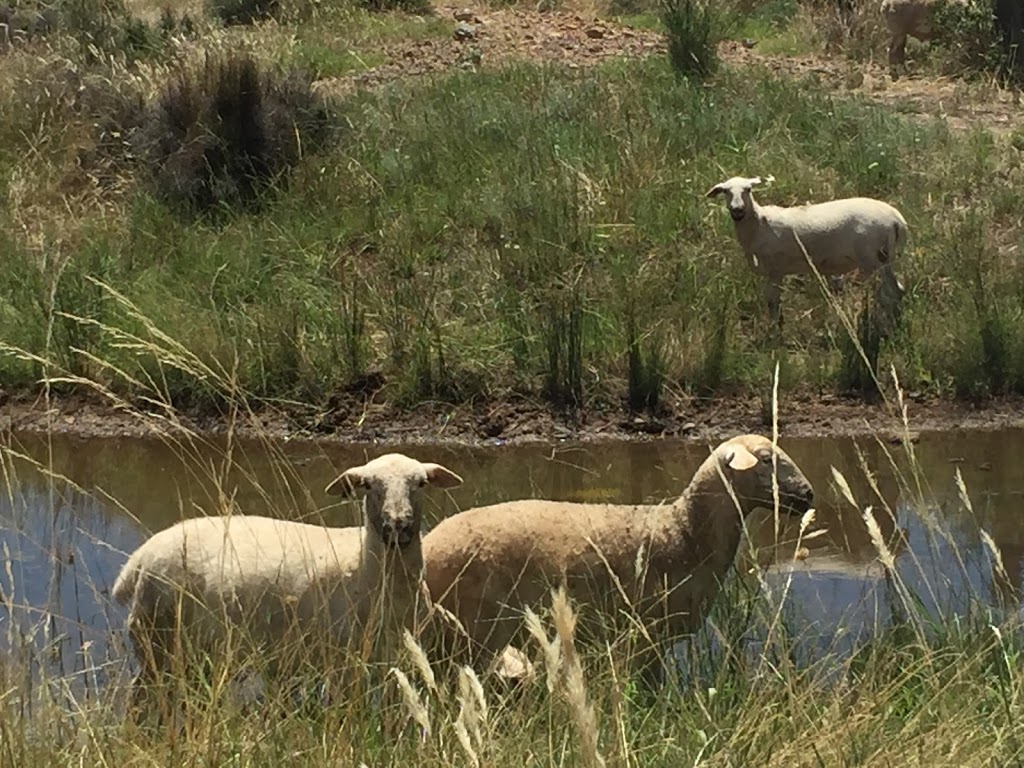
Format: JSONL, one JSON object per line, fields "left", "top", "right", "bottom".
{"left": 1, "top": 428, "right": 1021, "bottom": 691}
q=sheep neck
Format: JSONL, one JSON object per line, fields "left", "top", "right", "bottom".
{"left": 670, "top": 456, "right": 749, "bottom": 579}
{"left": 733, "top": 199, "right": 765, "bottom": 265}
{"left": 360, "top": 532, "right": 423, "bottom": 587}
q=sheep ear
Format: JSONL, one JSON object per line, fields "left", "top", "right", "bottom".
{"left": 424, "top": 463, "right": 463, "bottom": 488}
{"left": 706, "top": 183, "right": 726, "bottom": 198}
{"left": 725, "top": 446, "right": 759, "bottom": 471}
{"left": 747, "top": 176, "right": 763, "bottom": 188}
{"left": 325, "top": 469, "right": 368, "bottom": 497}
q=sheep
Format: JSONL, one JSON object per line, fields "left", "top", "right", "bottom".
{"left": 706, "top": 175, "right": 908, "bottom": 333}
{"left": 420, "top": 434, "right": 814, "bottom": 686}
{"left": 881, "top": 0, "right": 966, "bottom": 80}
{"left": 112, "top": 452, "right": 463, "bottom": 714}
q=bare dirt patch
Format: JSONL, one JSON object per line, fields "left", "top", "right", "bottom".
{"left": 316, "top": 2, "right": 1020, "bottom": 139}
{"left": 314, "top": 3, "right": 666, "bottom": 97}
{"left": 5, "top": 387, "right": 1024, "bottom": 446}
{"left": 719, "top": 40, "right": 1021, "bottom": 136}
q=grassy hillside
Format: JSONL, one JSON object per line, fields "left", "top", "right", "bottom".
{"left": 0, "top": 0, "right": 1021, "bottom": 423}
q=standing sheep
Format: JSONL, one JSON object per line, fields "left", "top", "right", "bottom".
{"left": 112, "top": 452, "right": 463, "bottom": 713}
{"left": 706, "top": 175, "right": 908, "bottom": 333}
{"left": 882, "top": 0, "right": 967, "bottom": 80}
{"left": 421, "top": 434, "right": 814, "bottom": 685}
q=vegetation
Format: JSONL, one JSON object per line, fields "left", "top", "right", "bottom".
{"left": 1, "top": 364, "right": 1023, "bottom": 766}
{"left": 660, "top": 0, "right": 733, "bottom": 79}
{"left": 4, "top": 1, "right": 1024, "bottom": 764}
{"left": 0, "top": 0, "right": 1022, "bottom": 421}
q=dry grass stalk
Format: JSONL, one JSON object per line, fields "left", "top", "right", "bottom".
{"left": 551, "top": 587, "right": 606, "bottom": 768}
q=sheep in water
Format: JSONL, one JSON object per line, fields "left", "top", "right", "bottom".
{"left": 420, "top": 434, "right": 814, "bottom": 686}
{"left": 706, "top": 175, "right": 908, "bottom": 335}
{"left": 112, "top": 452, "right": 463, "bottom": 714}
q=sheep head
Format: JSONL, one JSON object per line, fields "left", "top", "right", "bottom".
{"left": 713, "top": 434, "right": 813, "bottom": 517}
{"left": 325, "top": 453, "right": 463, "bottom": 550}
{"left": 706, "top": 176, "right": 765, "bottom": 222}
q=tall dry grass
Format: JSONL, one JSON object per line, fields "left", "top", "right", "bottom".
{"left": 1, "top": 301, "right": 1023, "bottom": 765}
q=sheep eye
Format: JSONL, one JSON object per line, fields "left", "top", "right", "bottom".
{"left": 418, "top": 478, "right": 427, "bottom": 488}
{"left": 760, "top": 454, "right": 773, "bottom": 464}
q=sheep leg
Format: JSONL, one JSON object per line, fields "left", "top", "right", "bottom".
{"left": 763, "top": 279, "right": 783, "bottom": 333}
{"left": 125, "top": 609, "right": 182, "bottom": 725}
{"left": 828, "top": 275, "right": 845, "bottom": 295}
{"left": 888, "top": 33, "right": 907, "bottom": 80}
{"left": 874, "top": 265, "right": 906, "bottom": 338}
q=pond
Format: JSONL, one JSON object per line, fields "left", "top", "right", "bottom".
{"left": 1, "top": 426, "right": 1021, "bottom": 701}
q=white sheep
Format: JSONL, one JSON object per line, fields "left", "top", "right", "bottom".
{"left": 112, "top": 452, "right": 463, "bottom": 713}
{"left": 421, "top": 434, "right": 814, "bottom": 685}
{"left": 706, "top": 175, "right": 908, "bottom": 332}
{"left": 881, "top": 0, "right": 966, "bottom": 80}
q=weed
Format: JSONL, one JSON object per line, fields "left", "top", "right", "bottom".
{"left": 660, "top": 0, "right": 732, "bottom": 79}
{"left": 208, "top": 0, "right": 279, "bottom": 26}
{"left": 136, "top": 50, "right": 335, "bottom": 218}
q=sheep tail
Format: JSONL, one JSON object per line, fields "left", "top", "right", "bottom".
{"left": 112, "top": 554, "right": 140, "bottom": 605}
{"left": 892, "top": 219, "right": 908, "bottom": 255}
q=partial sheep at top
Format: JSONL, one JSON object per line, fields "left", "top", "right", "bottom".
{"left": 706, "top": 175, "right": 908, "bottom": 333}
{"left": 881, "top": 0, "right": 967, "bottom": 80}
{"left": 420, "top": 434, "right": 815, "bottom": 687}
{"left": 112, "top": 452, "right": 463, "bottom": 716}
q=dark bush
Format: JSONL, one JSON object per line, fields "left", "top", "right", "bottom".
{"left": 207, "top": 0, "right": 279, "bottom": 26}
{"left": 136, "top": 50, "right": 335, "bottom": 218}
{"left": 994, "top": 0, "right": 1023, "bottom": 81}
{"left": 660, "top": 0, "right": 734, "bottom": 81}
{"left": 929, "top": 0, "right": 1002, "bottom": 75}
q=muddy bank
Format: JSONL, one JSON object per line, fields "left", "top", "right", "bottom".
{"left": 4, "top": 388, "right": 1024, "bottom": 446}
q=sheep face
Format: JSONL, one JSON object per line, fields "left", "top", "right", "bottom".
{"left": 706, "top": 176, "right": 763, "bottom": 222}
{"left": 325, "top": 453, "right": 463, "bottom": 550}
{"left": 716, "top": 434, "right": 813, "bottom": 517}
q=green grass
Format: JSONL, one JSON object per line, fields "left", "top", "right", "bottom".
{"left": 1, "top": 0, "right": 1023, "bottom": 416}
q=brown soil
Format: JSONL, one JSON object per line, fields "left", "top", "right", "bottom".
{"left": 314, "top": 3, "right": 668, "bottom": 97}
{"left": 4, "top": 387, "right": 1024, "bottom": 446}
{"left": 315, "top": 3, "right": 1020, "bottom": 137}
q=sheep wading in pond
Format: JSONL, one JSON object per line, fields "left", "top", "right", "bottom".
{"left": 421, "top": 434, "right": 814, "bottom": 686}
{"left": 706, "top": 175, "right": 908, "bottom": 335}
{"left": 112, "top": 452, "right": 463, "bottom": 714}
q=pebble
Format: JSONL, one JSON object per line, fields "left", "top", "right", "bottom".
{"left": 454, "top": 22, "right": 476, "bottom": 41}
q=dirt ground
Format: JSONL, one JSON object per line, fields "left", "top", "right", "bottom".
{"left": 5, "top": 386, "right": 1024, "bottom": 445}
{"left": 314, "top": 2, "right": 1021, "bottom": 137}
{"left": 6, "top": 3, "right": 1021, "bottom": 447}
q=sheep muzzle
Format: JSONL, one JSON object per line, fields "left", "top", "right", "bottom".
{"left": 729, "top": 207, "right": 745, "bottom": 222}
{"left": 779, "top": 486, "right": 814, "bottom": 516}
{"left": 380, "top": 519, "right": 417, "bottom": 549}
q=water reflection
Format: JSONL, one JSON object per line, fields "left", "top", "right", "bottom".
{"left": 0, "top": 428, "right": 1019, "bottom": 691}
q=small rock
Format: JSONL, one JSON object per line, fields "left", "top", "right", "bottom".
{"left": 681, "top": 421, "right": 697, "bottom": 433}
{"left": 585, "top": 25, "right": 606, "bottom": 39}
{"left": 453, "top": 7, "right": 476, "bottom": 22}
{"left": 454, "top": 22, "right": 475, "bottom": 41}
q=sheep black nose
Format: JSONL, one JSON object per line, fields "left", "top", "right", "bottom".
{"left": 382, "top": 520, "right": 414, "bottom": 547}
{"left": 730, "top": 208, "right": 745, "bottom": 221}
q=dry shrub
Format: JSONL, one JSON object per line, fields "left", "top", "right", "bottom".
{"left": 800, "top": 0, "right": 888, "bottom": 59}
{"left": 135, "top": 49, "right": 335, "bottom": 217}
